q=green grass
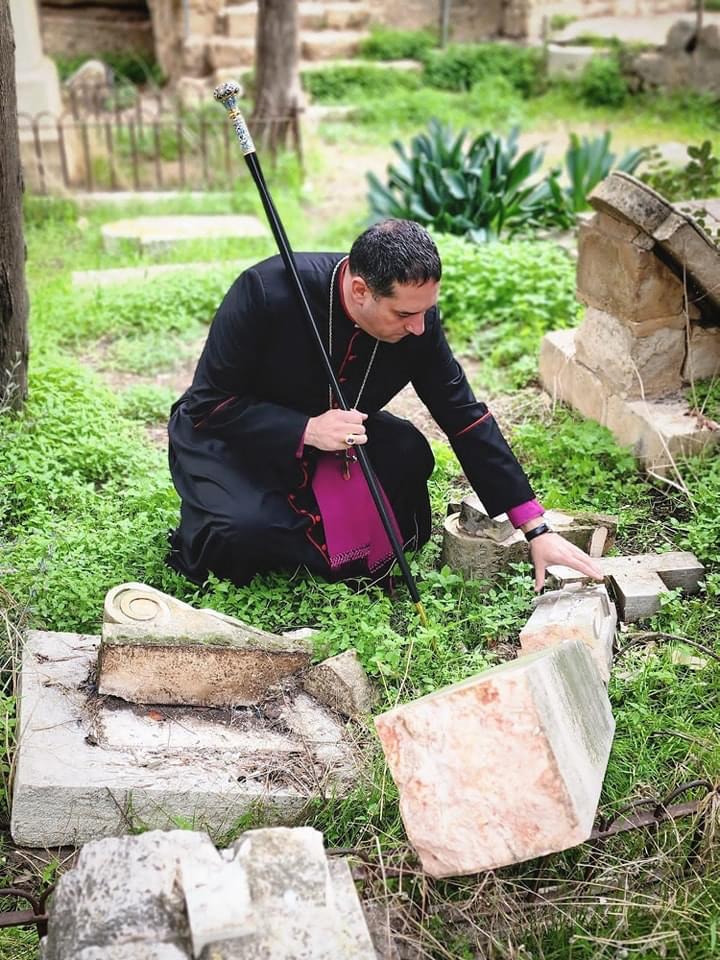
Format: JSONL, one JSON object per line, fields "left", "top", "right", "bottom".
{"left": 1, "top": 122, "right": 720, "bottom": 957}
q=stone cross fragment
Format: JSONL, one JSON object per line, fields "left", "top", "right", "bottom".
{"left": 97, "top": 583, "right": 312, "bottom": 707}
{"left": 374, "top": 639, "right": 615, "bottom": 878}
{"left": 519, "top": 585, "right": 617, "bottom": 682}
{"left": 546, "top": 551, "right": 705, "bottom": 622}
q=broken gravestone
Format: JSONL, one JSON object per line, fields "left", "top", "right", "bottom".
{"left": 539, "top": 171, "right": 720, "bottom": 473}
{"left": 442, "top": 494, "right": 617, "bottom": 582}
{"left": 375, "top": 639, "right": 614, "bottom": 878}
{"left": 39, "top": 827, "right": 377, "bottom": 959}
{"left": 547, "top": 551, "right": 705, "bottom": 621}
{"left": 519, "top": 584, "right": 617, "bottom": 683}
{"left": 99, "top": 583, "right": 312, "bottom": 708}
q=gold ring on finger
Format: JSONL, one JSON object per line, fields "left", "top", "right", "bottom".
{"left": 345, "top": 434, "right": 355, "bottom": 446}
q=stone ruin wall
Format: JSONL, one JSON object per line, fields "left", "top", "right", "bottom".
{"left": 39, "top": 0, "right": 695, "bottom": 77}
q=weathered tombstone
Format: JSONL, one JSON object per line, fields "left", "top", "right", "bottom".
{"left": 538, "top": 171, "right": 720, "bottom": 473}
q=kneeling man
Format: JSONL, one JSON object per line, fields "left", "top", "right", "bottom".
{"left": 167, "top": 219, "right": 601, "bottom": 590}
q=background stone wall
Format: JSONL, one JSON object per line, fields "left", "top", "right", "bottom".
{"left": 40, "top": 0, "right": 155, "bottom": 58}
{"left": 37, "top": 0, "right": 697, "bottom": 79}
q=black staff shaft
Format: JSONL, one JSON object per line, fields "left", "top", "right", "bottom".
{"left": 214, "top": 84, "right": 426, "bottom": 623}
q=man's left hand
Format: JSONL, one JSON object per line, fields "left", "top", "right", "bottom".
{"left": 528, "top": 533, "right": 604, "bottom": 592}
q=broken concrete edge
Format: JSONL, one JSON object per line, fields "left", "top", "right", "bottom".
{"left": 301, "top": 649, "right": 379, "bottom": 718}
{"left": 100, "top": 621, "right": 312, "bottom": 654}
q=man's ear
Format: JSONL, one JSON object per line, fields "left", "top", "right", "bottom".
{"left": 349, "top": 274, "right": 369, "bottom": 303}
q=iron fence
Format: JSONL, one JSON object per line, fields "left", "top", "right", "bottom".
{"left": 19, "top": 83, "right": 303, "bottom": 195}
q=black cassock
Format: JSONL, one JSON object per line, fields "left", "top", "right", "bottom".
{"left": 167, "top": 252, "right": 536, "bottom": 586}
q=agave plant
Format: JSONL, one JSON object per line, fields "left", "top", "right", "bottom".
{"left": 563, "top": 131, "right": 648, "bottom": 212}
{"left": 367, "top": 120, "right": 553, "bottom": 242}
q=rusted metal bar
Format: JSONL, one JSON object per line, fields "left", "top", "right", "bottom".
{"left": 31, "top": 118, "right": 47, "bottom": 196}
{"left": 128, "top": 120, "right": 141, "bottom": 191}
{"left": 56, "top": 117, "right": 70, "bottom": 189}
{"left": 80, "top": 119, "right": 93, "bottom": 192}
{"left": 104, "top": 120, "right": 118, "bottom": 190}
{"left": 0, "top": 884, "right": 53, "bottom": 938}
{"left": 329, "top": 781, "right": 718, "bottom": 873}
{"left": 153, "top": 120, "right": 163, "bottom": 189}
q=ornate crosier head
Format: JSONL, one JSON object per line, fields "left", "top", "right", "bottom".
{"left": 213, "top": 80, "right": 255, "bottom": 156}
{"left": 213, "top": 81, "right": 242, "bottom": 112}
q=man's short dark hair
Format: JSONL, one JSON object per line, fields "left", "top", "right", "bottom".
{"left": 348, "top": 219, "right": 442, "bottom": 298}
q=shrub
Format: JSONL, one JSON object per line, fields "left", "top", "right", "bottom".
{"left": 368, "top": 121, "right": 556, "bottom": 242}
{"left": 117, "top": 384, "right": 178, "bottom": 422}
{"left": 434, "top": 234, "right": 579, "bottom": 385}
{"left": 0, "top": 358, "right": 179, "bottom": 632}
{"left": 563, "top": 131, "right": 648, "bottom": 211}
{"left": 301, "top": 64, "right": 421, "bottom": 102}
{"left": 641, "top": 140, "right": 720, "bottom": 202}
{"left": 359, "top": 26, "right": 437, "bottom": 61}
{"left": 40, "top": 271, "right": 232, "bottom": 349}
{"left": 422, "top": 43, "right": 545, "bottom": 97}
{"left": 578, "top": 55, "right": 628, "bottom": 107}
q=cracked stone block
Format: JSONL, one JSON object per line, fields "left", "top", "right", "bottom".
{"left": 70, "top": 947, "right": 189, "bottom": 960}
{"left": 546, "top": 551, "right": 705, "bottom": 620}
{"left": 519, "top": 585, "right": 617, "bottom": 682}
{"left": 683, "top": 325, "right": 720, "bottom": 382}
{"left": 574, "top": 307, "right": 686, "bottom": 399}
{"left": 375, "top": 639, "right": 615, "bottom": 878}
{"left": 179, "top": 840, "right": 253, "bottom": 957}
{"left": 101, "top": 215, "right": 268, "bottom": 254}
{"left": 538, "top": 328, "right": 720, "bottom": 473}
{"left": 443, "top": 504, "right": 616, "bottom": 582}
{"left": 576, "top": 212, "right": 691, "bottom": 326}
{"left": 302, "top": 649, "right": 377, "bottom": 717}
{"left": 12, "top": 631, "right": 358, "bottom": 847}
{"left": 98, "top": 583, "right": 312, "bottom": 707}
{"left": 40, "top": 830, "right": 205, "bottom": 960}
{"left": 199, "top": 828, "right": 377, "bottom": 958}
{"left": 41, "top": 827, "right": 376, "bottom": 960}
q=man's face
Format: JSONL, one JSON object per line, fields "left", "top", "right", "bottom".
{"left": 348, "top": 276, "right": 440, "bottom": 344}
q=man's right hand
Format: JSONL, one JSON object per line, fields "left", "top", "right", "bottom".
{"left": 304, "top": 409, "right": 368, "bottom": 452}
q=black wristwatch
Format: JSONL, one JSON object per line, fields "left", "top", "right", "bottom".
{"left": 524, "top": 522, "right": 552, "bottom": 543}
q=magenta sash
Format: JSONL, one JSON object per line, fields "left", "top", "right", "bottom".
{"left": 312, "top": 451, "right": 403, "bottom": 573}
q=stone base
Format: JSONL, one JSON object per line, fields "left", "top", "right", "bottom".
{"left": 101, "top": 215, "right": 269, "bottom": 254}
{"left": 11, "top": 632, "right": 361, "bottom": 848}
{"left": 539, "top": 329, "right": 720, "bottom": 473}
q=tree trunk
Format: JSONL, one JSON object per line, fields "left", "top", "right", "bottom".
{"left": 252, "top": 0, "right": 300, "bottom": 158}
{"left": 0, "top": 0, "right": 29, "bottom": 412}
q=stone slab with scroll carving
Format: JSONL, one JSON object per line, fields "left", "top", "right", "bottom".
{"left": 98, "top": 583, "right": 312, "bottom": 708}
